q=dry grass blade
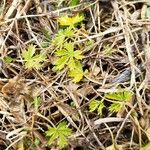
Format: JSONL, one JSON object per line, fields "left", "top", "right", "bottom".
{"left": 0, "top": 0, "right": 150, "bottom": 149}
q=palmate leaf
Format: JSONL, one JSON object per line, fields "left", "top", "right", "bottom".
{"left": 89, "top": 100, "right": 105, "bottom": 116}
{"left": 104, "top": 90, "right": 133, "bottom": 102}
{"left": 55, "top": 49, "right": 68, "bottom": 56}
{"left": 58, "top": 14, "right": 84, "bottom": 27}
{"left": 109, "top": 103, "right": 123, "bottom": 113}
{"left": 22, "top": 44, "right": 36, "bottom": 61}
{"left": 52, "top": 27, "right": 75, "bottom": 46}
{"left": 54, "top": 42, "right": 83, "bottom": 62}
{"left": 89, "top": 100, "right": 101, "bottom": 112}
{"left": 53, "top": 42, "right": 84, "bottom": 82}
{"left": 46, "top": 122, "right": 72, "bottom": 149}
{"left": 22, "top": 45, "right": 46, "bottom": 70}
{"left": 53, "top": 55, "right": 69, "bottom": 71}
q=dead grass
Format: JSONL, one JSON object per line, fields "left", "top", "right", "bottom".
{"left": 0, "top": 0, "right": 150, "bottom": 149}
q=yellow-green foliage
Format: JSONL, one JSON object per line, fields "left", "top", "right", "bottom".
{"left": 45, "top": 121, "right": 72, "bottom": 149}
{"left": 89, "top": 90, "right": 133, "bottom": 115}
{"left": 53, "top": 42, "right": 84, "bottom": 82}
{"left": 58, "top": 14, "right": 84, "bottom": 27}
{"left": 22, "top": 45, "right": 46, "bottom": 70}
{"left": 52, "top": 14, "right": 85, "bottom": 82}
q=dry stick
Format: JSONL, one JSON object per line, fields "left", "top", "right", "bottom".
{"left": 53, "top": 100, "right": 91, "bottom": 146}
{"left": 94, "top": 117, "right": 130, "bottom": 125}
{"left": 111, "top": 0, "right": 140, "bottom": 144}
{"left": 6, "top": 133, "right": 27, "bottom": 150}
{"left": 123, "top": 3, "right": 144, "bottom": 117}
{"left": 63, "top": 85, "right": 84, "bottom": 123}
{"left": 23, "top": 12, "right": 42, "bottom": 47}
{"left": 124, "top": 16, "right": 136, "bottom": 89}
{"left": 85, "top": 117, "right": 105, "bottom": 150}
{"left": 0, "top": 0, "right": 99, "bottom": 26}
{"left": 0, "top": 0, "right": 32, "bottom": 56}
{"left": 115, "top": 103, "right": 137, "bottom": 144}
{"left": 33, "top": 0, "right": 53, "bottom": 33}
{"left": 75, "top": 27, "right": 122, "bottom": 44}
{"left": 4, "top": 0, "right": 22, "bottom": 20}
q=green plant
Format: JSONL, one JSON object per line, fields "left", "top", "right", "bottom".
{"left": 89, "top": 100, "right": 105, "bottom": 115}
{"left": 89, "top": 90, "right": 133, "bottom": 115}
{"left": 34, "top": 138, "right": 41, "bottom": 146}
{"left": 140, "top": 142, "right": 150, "bottom": 150}
{"left": 53, "top": 42, "right": 84, "bottom": 82}
{"left": 102, "top": 45, "right": 116, "bottom": 56}
{"left": 45, "top": 121, "right": 72, "bottom": 149}
{"left": 22, "top": 45, "right": 46, "bottom": 70}
{"left": 58, "top": 14, "right": 84, "bottom": 27}
{"left": 104, "top": 90, "right": 133, "bottom": 102}
{"left": 3, "top": 56, "right": 14, "bottom": 64}
{"left": 52, "top": 27, "right": 75, "bottom": 47}
{"left": 33, "top": 97, "right": 41, "bottom": 113}
{"left": 51, "top": 14, "right": 86, "bottom": 82}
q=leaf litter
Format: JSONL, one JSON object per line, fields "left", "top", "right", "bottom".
{"left": 0, "top": 0, "right": 150, "bottom": 149}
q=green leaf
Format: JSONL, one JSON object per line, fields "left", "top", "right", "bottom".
{"left": 22, "top": 45, "right": 36, "bottom": 60}
{"left": 74, "top": 50, "right": 84, "bottom": 60}
{"left": 69, "top": 0, "right": 79, "bottom": 6}
{"left": 103, "top": 45, "right": 116, "bottom": 56}
{"left": 34, "top": 138, "right": 41, "bottom": 145}
{"left": 109, "top": 103, "right": 123, "bottom": 113}
{"left": 33, "top": 97, "right": 41, "bottom": 112}
{"left": 58, "top": 134, "right": 68, "bottom": 149}
{"left": 58, "top": 14, "right": 84, "bottom": 27}
{"left": 89, "top": 100, "right": 101, "bottom": 112}
{"left": 22, "top": 45, "right": 46, "bottom": 70}
{"left": 55, "top": 49, "right": 68, "bottom": 56}
{"left": 68, "top": 58, "right": 76, "bottom": 70}
{"left": 3, "top": 56, "right": 14, "bottom": 64}
{"left": 64, "top": 42, "right": 74, "bottom": 53}
{"left": 53, "top": 42, "right": 84, "bottom": 82}
{"left": 68, "top": 60, "right": 84, "bottom": 82}
{"left": 89, "top": 100, "right": 105, "bottom": 115}
{"left": 53, "top": 55, "right": 69, "bottom": 71}
{"left": 46, "top": 121, "right": 72, "bottom": 149}
{"left": 105, "top": 90, "right": 133, "bottom": 102}
{"left": 140, "top": 142, "right": 150, "bottom": 150}
{"left": 97, "top": 102, "right": 105, "bottom": 115}
{"left": 52, "top": 27, "right": 75, "bottom": 46}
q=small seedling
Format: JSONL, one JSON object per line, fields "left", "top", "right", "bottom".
{"left": 89, "top": 90, "right": 133, "bottom": 115}
{"left": 52, "top": 27, "right": 75, "bottom": 47}
{"left": 33, "top": 97, "right": 41, "bottom": 113}
{"left": 58, "top": 14, "right": 84, "bottom": 27}
{"left": 53, "top": 42, "right": 84, "bottom": 82}
{"left": 22, "top": 45, "right": 46, "bottom": 70}
{"left": 89, "top": 100, "right": 105, "bottom": 115}
{"left": 52, "top": 14, "right": 85, "bottom": 82}
{"left": 45, "top": 121, "right": 72, "bottom": 149}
